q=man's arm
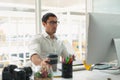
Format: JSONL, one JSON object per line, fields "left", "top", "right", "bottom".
{"left": 28, "top": 35, "right": 50, "bottom": 66}
{"left": 30, "top": 54, "right": 50, "bottom": 66}
{"left": 30, "top": 54, "right": 42, "bottom": 65}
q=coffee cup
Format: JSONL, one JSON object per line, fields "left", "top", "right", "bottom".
{"left": 47, "top": 54, "right": 58, "bottom": 72}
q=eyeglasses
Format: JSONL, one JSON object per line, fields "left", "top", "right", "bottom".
{"left": 47, "top": 21, "right": 60, "bottom": 25}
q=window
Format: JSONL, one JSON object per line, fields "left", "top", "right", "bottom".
{"left": 41, "top": 0, "right": 91, "bottom": 60}
{"left": 0, "top": 0, "right": 93, "bottom": 68}
{"left": 0, "top": 0, "right": 35, "bottom": 67}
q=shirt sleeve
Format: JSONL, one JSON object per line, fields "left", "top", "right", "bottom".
{"left": 61, "top": 41, "right": 70, "bottom": 58}
{"left": 28, "top": 36, "right": 41, "bottom": 58}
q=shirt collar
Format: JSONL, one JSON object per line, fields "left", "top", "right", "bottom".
{"left": 42, "top": 31, "right": 57, "bottom": 40}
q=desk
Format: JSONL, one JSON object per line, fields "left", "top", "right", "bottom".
{"left": 0, "top": 70, "right": 120, "bottom": 80}
{"left": 53, "top": 70, "right": 120, "bottom": 80}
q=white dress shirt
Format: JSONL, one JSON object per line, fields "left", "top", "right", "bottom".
{"left": 28, "top": 32, "right": 69, "bottom": 60}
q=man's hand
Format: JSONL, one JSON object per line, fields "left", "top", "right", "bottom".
{"left": 31, "top": 54, "right": 51, "bottom": 67}
{"left": 40, "top": 58, "right": 51, "bottom": 67}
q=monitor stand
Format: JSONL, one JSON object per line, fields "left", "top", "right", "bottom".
{"left": 101, "top": 39, "right": 120, "bottom": 75}
{"left": 93, "top": 39, "right": 120, "bottom": 75}
{"left": 113, "top": 39, "right": 120, "bottom": 68}
{"left": 100, "top": 67, "right": 120, "bottom": 75}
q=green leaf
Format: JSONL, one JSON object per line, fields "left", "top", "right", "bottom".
{"left": 48, "top": 73, "right": 52, "bottom": 78}
{"left": 34, "top": 72, "right": 41, "bottom": 78}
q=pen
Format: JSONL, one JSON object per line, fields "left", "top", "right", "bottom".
{"left": 66, "top": 57, "right": 69, "bottom": 64}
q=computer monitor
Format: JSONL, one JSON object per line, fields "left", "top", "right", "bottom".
{"left": 86, "top": 13, "right": 120, "bottom": 68}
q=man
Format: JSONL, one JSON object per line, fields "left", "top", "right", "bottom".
{"left": 29, "top": 12, "right": 71, "bottom": 68}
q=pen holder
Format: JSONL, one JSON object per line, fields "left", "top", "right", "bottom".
{"left": 62, "top": 62, "right": 72, "bottom": 78}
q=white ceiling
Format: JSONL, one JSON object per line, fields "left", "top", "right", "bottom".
{"left": 42, "top": 0, "right": 84, "bottom": 7}
{"left": 0, "top": 0, "right": 84, "bottom": 7}
{"left": 0, "top": 0, "right": 34, "bottom": 5}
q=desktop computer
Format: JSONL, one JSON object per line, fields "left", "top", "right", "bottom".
{"left": 86, "top": 13, "right": 120, "bottom": 74}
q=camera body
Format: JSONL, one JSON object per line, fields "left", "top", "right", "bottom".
{"left": 2, "top": 65, "right": 32, "bottom": 80}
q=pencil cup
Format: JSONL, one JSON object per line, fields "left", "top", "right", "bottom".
{"left": 62, "top": 62, "right": 72, "bottom": 78}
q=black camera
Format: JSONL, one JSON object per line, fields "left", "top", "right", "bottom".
{"left": 2, "top": 64, "right": 32, "bottom": 80}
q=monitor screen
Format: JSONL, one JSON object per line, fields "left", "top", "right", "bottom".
{"left": 86, "top": 13, "right": 120, "bottom": 67}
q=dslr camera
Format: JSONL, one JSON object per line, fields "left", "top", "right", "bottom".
{"left": 2, "top": 64, "right": 32, "bottom": 80}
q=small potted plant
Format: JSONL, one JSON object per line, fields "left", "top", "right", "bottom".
{"left": 34, "top": 66, "right": 53, "bottom": 80}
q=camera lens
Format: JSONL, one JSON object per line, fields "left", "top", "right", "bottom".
{"left": 23, "top": 67, "right": 32, "bottom": 77}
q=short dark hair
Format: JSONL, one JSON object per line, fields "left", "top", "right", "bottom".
{"left": 42, "top": 13, "right": 57, "bottom": 23}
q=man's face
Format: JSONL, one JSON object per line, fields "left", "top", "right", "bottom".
{"left": 43, "top": 17, "right": 58, "bottom": 35}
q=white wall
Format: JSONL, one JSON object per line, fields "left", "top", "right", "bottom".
{"left": 93, "top": 0, "right": 120, "bottom": 14}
